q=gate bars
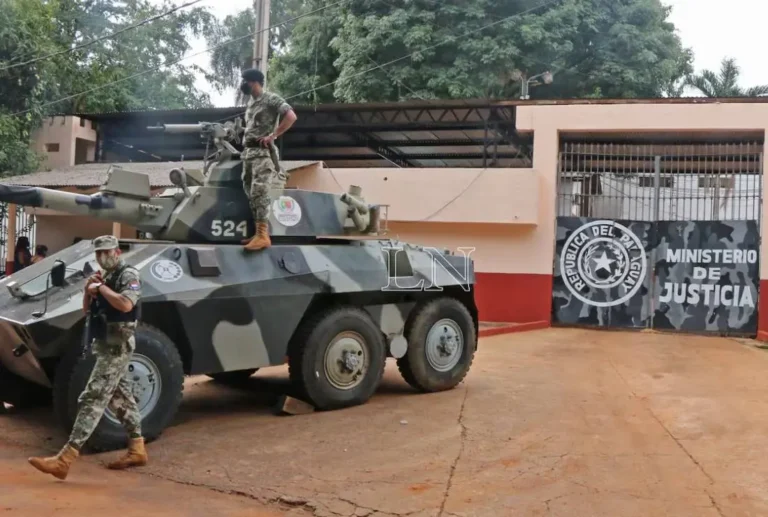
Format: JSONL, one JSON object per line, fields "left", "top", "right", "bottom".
{"left": 556, "top": 141, "right": 764, "bottom": 225}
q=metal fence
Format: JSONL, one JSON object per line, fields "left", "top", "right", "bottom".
{"left": 0, "top": 203, "right": 37, "bottom": 275}
{"left": 556, "top": 141, "right": 764, "bottom": 225}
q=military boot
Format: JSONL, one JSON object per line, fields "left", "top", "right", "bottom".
{"left": 28, "top": 444, "right": 79, "bottom": 480}
{"left": 107, "top": 437, "right": 148, "bottom": 470}
{"left": 243, "top": 222, "right": 271, "bottom": 251}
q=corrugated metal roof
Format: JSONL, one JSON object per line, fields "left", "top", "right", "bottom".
{"left": 0, "top": 160, "right": 321, "bottom": 187}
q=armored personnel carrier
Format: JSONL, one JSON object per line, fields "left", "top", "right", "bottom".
{"left": 0, "top": 120, "right": 478, "bottom": 451}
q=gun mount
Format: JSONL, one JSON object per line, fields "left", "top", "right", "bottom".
{"left": 147, "top": 120, "right": 244, "bottom": 174}
{"left": 0, "top": 121, "right": 388, "bottom": 244}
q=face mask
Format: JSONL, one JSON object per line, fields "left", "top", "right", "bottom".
{"left": 97, "top": 252, "right": 119, "bottom": 271}
{"left": 240, "top": 81, "right": 252, "bottom": 95}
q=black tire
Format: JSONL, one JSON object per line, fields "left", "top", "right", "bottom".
{"left": 397, "top": 297, "right": 476, "bottom": 392}
{"left": 206, "top": 368, "right": 258, "bottom": 384}
{"left": 288, "top": 306, "right": 386, "bottom": 410}
{"left": 53, "top": 323, "right": 185, "bottom": 452}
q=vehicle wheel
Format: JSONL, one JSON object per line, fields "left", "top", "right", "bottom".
{"left": 397, "top": 297, "right": 476, "bottom": 392}
{"left": 206, "top": 369, "right": 258, "bottom": 384}
{"left": 288, "top": 306, "right": 386, "bottom": 410}
{"left": 53, "top": 324, "right": 185, "bottom": 452}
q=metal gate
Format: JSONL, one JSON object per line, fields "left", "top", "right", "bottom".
{"left": 0, "top": 203, "right": 36, "bottom": 276}
{"left": 552, "top": 137, "right": 763, "bottom": 336}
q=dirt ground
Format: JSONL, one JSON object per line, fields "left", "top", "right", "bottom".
{"left": 2, "top": 328, "right": 768, "bottom": 517}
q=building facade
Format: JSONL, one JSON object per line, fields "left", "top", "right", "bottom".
{"left": 10, "top": 98, "right": 768, "bottom": 339}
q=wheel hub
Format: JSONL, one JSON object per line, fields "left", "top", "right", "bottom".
{"left": 426, "top": 319, "right": 464, "bottom": 372}
{"left": 324, "top": 331, "right": 368, "bottom": 390}
{"left": 104, "top": 353, "right": 162, "bottom": 424}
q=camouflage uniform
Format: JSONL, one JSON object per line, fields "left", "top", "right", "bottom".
{"left": 242, "top": 91, "right": 293, "bottom": 224}
{"left": 28, "top": 235, "right": 146, "bottom": 480}
{"left": 69, "top": 239, "right": 143, "bottom": 449}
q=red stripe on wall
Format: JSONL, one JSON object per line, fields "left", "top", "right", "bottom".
{"left": 758, "top": 280, "right": 768, "bottom": 341}
{"left": 4, "top": 261, "right": 12, "bottom": 276}
{"left": 475, "top": 272, "right": 552, "bottom": 324}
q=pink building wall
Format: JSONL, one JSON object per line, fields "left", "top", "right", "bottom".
{"left": 29, "top": 116, "right": 97, "bottom": 170}
{"left": 293, "top": 101, "right": 768, "bottom": 329}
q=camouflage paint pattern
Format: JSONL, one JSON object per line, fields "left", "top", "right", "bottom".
{"left": 553, "top": 217, "right": 653, "bottom": 329}
{"left": 653, "top": 220, "right": 759, "bottom": 334}
{"left": 69, "top": 328, "right": 142, "bottom": 448}
{"left": 553, "top": 216, "right": 760, "bottom": 335}
{"left": 0, "top": 161, "right": 378, "bottom": 242}
{"left": 0, "top": 237, "right": 476, "bottom": 384}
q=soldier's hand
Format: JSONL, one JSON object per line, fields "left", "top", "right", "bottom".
{"left": 259, "top": 134, "right": 275, "bottom": 147}
{"left": 87, "top": 282, "right": 102, "bottom": 297}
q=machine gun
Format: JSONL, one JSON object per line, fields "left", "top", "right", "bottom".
{"left": 147, "top": 119, "right": 246, "bottom": 176}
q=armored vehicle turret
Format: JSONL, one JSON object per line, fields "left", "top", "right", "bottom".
{"left": 0, "top": 120, "right": 478, "bottom": 452}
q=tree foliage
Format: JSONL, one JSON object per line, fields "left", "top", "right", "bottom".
{"left": 0, "top": 0, "right": 217, "bottom": 175}
{"left": 208, "top": 0, "right": 694, "bottom": 104}
{"left": 0, "top": 0, "right": 61, "bottom": 174}
{"left": 203, "top": 0, "right": 309, "bottom": 105}
{"left": 686, "top": 57, "right": 768, "bottom": 97}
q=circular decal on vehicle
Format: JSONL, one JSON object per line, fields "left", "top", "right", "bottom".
{"left": 150, "top": 260, "right": 184, "bottom": 283}
{"left": 272, "top": 196, "right": 302, "bottom": 227}
{"left": 560, "top": 220, "right": 647, "bottom": 308}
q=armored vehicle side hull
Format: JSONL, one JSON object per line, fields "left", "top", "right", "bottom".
{"left": 0, "top": 238, "right": 478, "bottom": 451}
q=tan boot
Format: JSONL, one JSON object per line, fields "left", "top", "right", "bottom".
{"left": 243, "top": 222, "right": 271, "bottom": 251}
{"left": 106, "top": 437, "right": 148, "bottom": 470}
{"left": 28, "top": 444, "right": 79, "bottom": 480}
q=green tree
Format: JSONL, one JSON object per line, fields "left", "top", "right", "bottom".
{"left": 47, "top": 0, "right": 217, "bottom": 113}
{"left": 0, "top": 0, "right": 218, "bottom": 175}
{"left": 686, "top": 57, "right": 768, "bottom": 97}
{"left": 203, "top": 0, "right": 309, "bottom": 105}
{"left": 0, "top": 0, "right": 62, "bottom": 175}
{"left": 216, "top": 0, "right": 692, "bottom": 103}
{"left": 325, "top": 0, "right": 693, "bottom": 102}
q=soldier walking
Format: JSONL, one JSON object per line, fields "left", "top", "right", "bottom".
{"left": 239, "top": 68, "right": 298, "bottom": 251}
{"left": 28, "top": 235, "right": 147, "bottom": 480}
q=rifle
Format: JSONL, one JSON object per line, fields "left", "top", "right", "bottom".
{"left": 81, "top": 297, "right": 102, "bottom": 358}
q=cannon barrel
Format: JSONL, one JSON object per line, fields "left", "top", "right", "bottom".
{"left": 0, "top": 184, "right": 166, "bottom": 231}
{"left": 0, "top": 184, "right": 103, "bottom": 212}
{"left": 147, "top": 123, "right": 205, "bottom": 134}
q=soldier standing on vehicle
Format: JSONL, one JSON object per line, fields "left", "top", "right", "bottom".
{"left": 28, "top": 235, "right": 147, "bottom": 480}
{"left": 239, "top": 68, "right": 298, "bottom": 252}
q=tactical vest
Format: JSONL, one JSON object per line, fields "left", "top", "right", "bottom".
{"left": 96, "top": 262, "right": 141, "bottom": 323}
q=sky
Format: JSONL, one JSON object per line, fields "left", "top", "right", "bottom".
{"left": 178, "top": 0, "right": 766, "bottom": 107}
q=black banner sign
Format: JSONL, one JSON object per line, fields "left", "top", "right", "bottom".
{"left": 552, "top": 217, "right": 760, "bottom": 335}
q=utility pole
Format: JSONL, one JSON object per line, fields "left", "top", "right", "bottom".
{"left": 252, "top": 0, "right": 271, "bottom": 86}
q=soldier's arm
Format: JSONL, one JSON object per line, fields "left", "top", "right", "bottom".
{"left": 97, "top": 272, "right": 141, "bottom": 313}
{"left": 269, "top": 93, "right": 297, "bottom": 139}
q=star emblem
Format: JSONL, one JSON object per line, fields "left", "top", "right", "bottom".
{"left": 593, "top": 251, "right": 615, "bottom": 273}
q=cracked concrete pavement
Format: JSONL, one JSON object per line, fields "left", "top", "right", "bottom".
{"left": 2, "top": 328, "right": 768, "bottom": 516}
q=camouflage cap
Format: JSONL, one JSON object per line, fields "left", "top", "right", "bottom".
{"left": 92, "top": 235, "right": 119, "bottom": 251}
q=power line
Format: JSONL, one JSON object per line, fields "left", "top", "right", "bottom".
{"left": 10, "top": 0, "right": 348, "bottom": 117}
{"left": 212, "top": 0, "right": 561, "bottom": 125}
{"left": 0, "top": 0, "right": 205, "bottom": 72}
{"left": 286, "top": 0, "right": 560, "bottom": 101}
